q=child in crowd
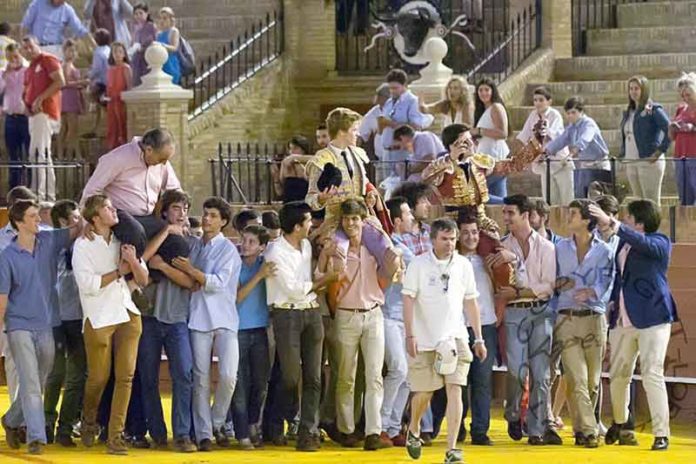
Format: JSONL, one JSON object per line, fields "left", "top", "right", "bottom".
{"left": 0, "top": 43, "right": 30, "bottom": 189}
{"left": 106, "top": 42, "right": 132, "bottom": 150}
{"left": 0, "top": 22, "right": 14, "bottom": 72}
{"left": 87, "top": 28, "right": 112, "bottom": 138}
{"left": 130, "top": 3, "right": 158, "bottom": 86}
{"left": 58, "top": 39, "right": 87, "bottom": 159}
{"left": 231, "top": 225, "right": 276, "bottom": 449}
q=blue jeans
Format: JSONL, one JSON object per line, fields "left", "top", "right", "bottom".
{"left": 675, "top": 158, "right": 696, "bottom": 206}
{"left": 504, "top": 305, "right": 553, "bottom": 437}
{"left": 3, "top": 329, "right": 54, "bottom": 444}
{"left": 381, "top": 318, "right": 409, "bottom": 437}
{"left": 138, "top": 317, "right": 193, "bottom": 440}
{"left": 486, "top": 175, "right": 507, "bottom": 204}
{"left": 191, "top": 328, "right": 239, "bottom": 443}
{"left": 231, "top": 328, "right": 270, "bottom": 440}
{"left": 4, "top": 114, "right": 31, "bottom": 189}
{"left": 462, "top": 324, "right": 498, "bottom": 438}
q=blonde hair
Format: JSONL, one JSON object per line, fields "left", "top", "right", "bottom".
{"left": 677, "top": 72, "right": 696, "bottom": 94}
{"left": 627, "top": 75, "right": 650, "bottom": 111}
{"left": 434, "top": 75, "right": 472, "bottom": 115}
{"left": 325, "top": 107, "right": 362, "bottom": 139}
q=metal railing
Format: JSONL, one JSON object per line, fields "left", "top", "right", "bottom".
{"left": 335, "top": 0, "right": 541, "bottom": 82}
{"left": 181, "top": 10, "right": 284, "bottom": 120}
{"left": 571, "top": 0, "right": 649, "bottom": 55}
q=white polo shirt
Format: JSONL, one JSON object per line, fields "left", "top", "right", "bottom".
{"left": 402, "top": 250, "right": 479, "bottom": 351}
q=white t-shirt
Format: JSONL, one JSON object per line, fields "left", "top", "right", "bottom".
{"left": 402, "top": 251, "right": 479, "bottom": 351}
{"left": 464, "top": 254, "right": 497, "bottom": 327}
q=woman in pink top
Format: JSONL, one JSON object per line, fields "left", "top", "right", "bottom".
{"left": 669, "top": 73, "right": 696, "bottom": 205}
{"left": 0, "top": 43, "right": 29, "bottom": 189}
{"left": 58, "top": 39, "right": 88, "bottom": 159}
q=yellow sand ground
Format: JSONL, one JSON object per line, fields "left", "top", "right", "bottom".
{"left": 0, "top": 386, "right": 694, "bottom": 463}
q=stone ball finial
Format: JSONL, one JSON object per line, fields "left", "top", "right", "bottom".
{"left": 423, "top": 36, "right": 448, "bottom": 64}
{"left": 145, "top": 42, "right": 168, "bottom": 71}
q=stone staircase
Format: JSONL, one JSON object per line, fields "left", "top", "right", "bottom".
{"left": 508, "top": 0, "right": 696, "bottom": 200}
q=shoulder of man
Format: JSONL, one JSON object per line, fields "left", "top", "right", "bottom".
{"left": 306, "top": 147, "right": 336, "bottom": 171}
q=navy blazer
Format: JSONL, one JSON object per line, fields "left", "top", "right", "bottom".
{"left": 619, "top": 101, "right": 671, "bottom": 159}
{"left": 609, "top": 224, "right": 678, "bottom": 329}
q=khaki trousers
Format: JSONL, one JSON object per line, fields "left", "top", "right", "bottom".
{"left": 609, "top": 323, "right": 671, "bottom": 437}
{"left": 554, "top": 312, "right": 607, "bottom": 436}
{"left": 82, "top": 312, "right": 142, "bottom": 440}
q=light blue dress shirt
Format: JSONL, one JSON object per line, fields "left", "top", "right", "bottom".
{"left": 90, "top": 45, "right": 110, "bottom": 86}
{"left": 381, "top": 90, "right": 434, "bottom": 150}
{"left": 553, "top": 235, "right": 613, "bottom": 314}
{"left": 187, "top": 234, "right": 242, "bottom": 332}
{"left": 22, "top": 0, "right": 90, "bottom": 45}
{"left": 545, "top": 115, "right": 609, "bottom": 164}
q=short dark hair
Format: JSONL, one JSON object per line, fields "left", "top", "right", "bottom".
{"left": 289, "top": 135, "right": 312, "bottom": 155}
{"left": 441, "top": 123, "right": 471, "bottom": 149}
{"left": 564, "top": 96, "right": 584, "bottom": 112}
{"left": 141, "top": 128, "right": 174, "bottom": 151}
{"left": 393, "top": 125, "right": 415, "bottom": 141}
{"left": 386, "top": 68, "right": 408, "bottom": 85}
{"left": 279, "top": 202, "right": 312, "bottom": 234}
{"left": 262, "top": 210, "right": 280, "bottom": 230}
{"left": 82, "top": 194, "right": 110, "bottom": 225}
{"left": 340, "top": 199, "right": 368, "bottom": 218}
{"left": 533, "top": 86, "right": 552, "bottom": 101}
{"left": 456, "top": 206, "right": 478, "bottom": 226}
{"left": 203, "top": 197, "right": 232, "bottom": 229}
{"left": 188, "top": 216, "right": 201, "bottom": 228}
{"left": 315, "top": 123, "right": 327, "bottom": 131}
{"left": 51, "top": 200, "right": 78, "bottom": 228}
{"left": 385, "top": 197, "right": 407, "bottom": 223}
{"left": 569, "top": 199, "right": 598, "bottom": 231}
{"left": 62, "top": 38, "right": 77, "bottom": 51}
{"left": 233, "top": 209, "right": 260, "bottom": 232}
{"left": 503, "top": 194, "right": 533, "bottom": 215}
{"left": 242, "top": 224, "right": 271, "bottom": 246}
{"left": 431, "top": 218, "right": 458, "bottom": 240}
{"left": 9, "top": 199, "right": 39, "bottom": 230}
{"left": 627, "top": 199, "right": 661, "bottom": 233}
{"left": 161, "top": 189, "right": 191, "bottom": 216}
{"left": 94, "top": 28, "right": 112, "bottom": 47}
{"left": 531, "top": 199, "right": 550, "bottom": 218}
{"left": 6, "top": 186, "right": 37, "bottom": 206}
{"left": 596, "top": 195, "right": 620, "bottom": 216}
{"left": 0, "top": 22, "right": 11, "bottom": 36}
{"left": 391, "top": 182, "right": 431, "bottom": 210}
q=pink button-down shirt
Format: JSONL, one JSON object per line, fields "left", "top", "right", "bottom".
{"left": 337, "top": 245, "right": 384, "bottom": 310}
{"left": 80, "top": 137, "right": 181, "bottom": 216}
{"left": 0, "top": 66, "right": 28, "bottom": 115}
{"left": 502, "top": 230, "right": 556, "bottom": 301}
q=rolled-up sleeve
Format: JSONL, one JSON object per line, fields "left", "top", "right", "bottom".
{"left": 203, "top": 245, "right": 241, "bottom": 293}
{"left": 267, "top": 249, "right": 313, "bottom": 300}
{"left": 406, "top": 98, "right": 434, "bottom": 129}
{"left": 72, "top": 241, "right": 103, "bottom": 296}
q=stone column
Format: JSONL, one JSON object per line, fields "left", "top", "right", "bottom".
{"left": 541, "top": 0, "right": 572, "bottom": 58}
{"left": 122, "top": 43, "right": 193, "bottom": 189}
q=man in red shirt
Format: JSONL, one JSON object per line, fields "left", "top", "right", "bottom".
{"left": 21, "top": 35, "right": 64, "bottom": 201}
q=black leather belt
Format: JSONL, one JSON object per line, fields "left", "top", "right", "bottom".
{"left": 558, "top": 309, "right": 596, "bottom": 317}
{"left": 337, "top": 303, "right": 380, "bottom": 313}
{"left": 508, "top": 300, "right": 548, "bottom": 309}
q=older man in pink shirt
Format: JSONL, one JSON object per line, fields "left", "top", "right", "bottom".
{"left": 80, "top": 128, "right": 187, "bottom": 264}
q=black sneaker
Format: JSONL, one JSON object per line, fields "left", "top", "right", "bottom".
{"left": 605, "top": 422, "right": 621, "bottom": 445}
{"left": 56, "top": 433, "right": 77, "bottom": 448}
{"left": 214, "top": 428, "right": 231, "bottom": 448}
{"left": 528, "top": 435, "right": 544, "bottom": 445}
{"left": 129, "top": 435, "right": 150, "bottom": 449}
{"left": 471, "top": 434, "right": 493, "bottom": 445}
{"left": 507, "top": 420, "right": 523, "bottom": 441}
{"left": 197, "top": 438, "right": 213, "bottom": 451}
{"left": 337, "top": 432, "right": 360, "bottom": 448}
{"left": 2, "top": 416, "right": 20, "bottom": 449}
{"left": 574, "top": 432, "right": 588, "bottom": 446}
{"left": 651, "top": 437, "right": 669, "bottom": 451}
{"left": 543, "top": 428, "right": 563, "bottom": 445}
{"left": 406, "top": 430, "right": 422, "bottom": 460}
{"left": 585, "top": 434, "right": 599, "bottom": 448}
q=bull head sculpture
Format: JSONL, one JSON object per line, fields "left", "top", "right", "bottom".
{"left": 366, "top": 1, "right": 475, "bottom": 65}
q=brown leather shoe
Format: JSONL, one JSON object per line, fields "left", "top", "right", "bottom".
{"left": 107, "top": 435, "right": 129, "bottom": 455}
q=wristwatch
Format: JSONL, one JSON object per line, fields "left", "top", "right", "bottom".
{"left": 473, "top": 338, "right": 485, "bottom": 346}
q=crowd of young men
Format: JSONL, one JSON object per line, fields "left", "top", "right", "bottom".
{"left": 0, "top": 118, "right": 678, "bottom": 463}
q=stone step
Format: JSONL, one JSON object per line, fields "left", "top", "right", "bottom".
{"left": 586, "top": 26, "right": 696, "bottom": 57}
{"left": 524, "top": 78, "right": 681, "bottom": 106}
{"left": 554, "top": 52, "right": 696, "bottom": 81}
{"left": 508, "top": 102, "right": 681, "bottom": 132}
{"left": 617, "top": 1, "right": 696, "bottom": 28}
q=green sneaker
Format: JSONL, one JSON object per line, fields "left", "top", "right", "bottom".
{"left": 444, "top": 448, "right": 464, "bottom": 463}
{"left": 406, "top": 430, "right": 422, "bottom": 460}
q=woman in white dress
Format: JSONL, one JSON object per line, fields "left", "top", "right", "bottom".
{"left": 420, "top": 75, "right": 474, "bottom": 129}
{"left": 471, "top": 78, "right": 510, "bottom": 203}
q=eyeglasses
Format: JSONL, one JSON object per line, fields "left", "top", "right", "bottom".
{"left": 440, "top": 273, "right": 450, "bottom": 293}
